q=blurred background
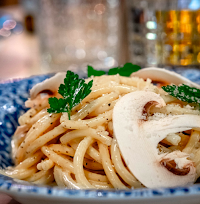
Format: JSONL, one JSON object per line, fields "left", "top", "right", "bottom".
{"left": 1, "top": 0, "right": 200, "bottom": 82}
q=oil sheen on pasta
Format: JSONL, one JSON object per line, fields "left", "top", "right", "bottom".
{"left": 5, "top": 74, "right": 200, "bottom": 189}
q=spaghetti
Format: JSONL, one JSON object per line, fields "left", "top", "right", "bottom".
{"left": 4, "top": 74, "right": 200, "bottom": 189}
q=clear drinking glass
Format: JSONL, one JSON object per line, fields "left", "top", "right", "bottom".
{"left": 35, "top": 0, "right": 122, "bottom": 73}
{"left": 126, "top": 0, "right": 158, "bottom": 67}
{"left": 126, "top": 0, "right": 200, "bottom": 68}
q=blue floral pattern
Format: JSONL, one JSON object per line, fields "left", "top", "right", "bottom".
{"left": 1, "top": 69, "right": 200, "bottom": 201}
{"left": 0, "top": 75, "right": 49, "bottom": 168}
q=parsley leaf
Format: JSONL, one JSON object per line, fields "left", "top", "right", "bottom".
{"left": 108, "top": 63, "right": 141, "bottom": 76}
{"left": 87, "top": 63, "right": 141, "bottom": 77}
{"left": 88, "top": 66, "right": 106, "bottom": 77}
{"left": 162, "top": 84, "right": 200, "bottom": 104}
{"left": 47, "top": 70, "right": 93, "bottom": 120}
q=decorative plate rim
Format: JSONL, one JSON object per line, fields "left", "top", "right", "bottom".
{"left": 1, "top": 174, "right": 200, "bottom": 200}
{"left": 1, "top": 68, "right": 200, "bottom": 201}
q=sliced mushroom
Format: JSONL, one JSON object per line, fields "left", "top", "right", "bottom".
{"left": 113, "top": 91, "right": 200, "bottom": 188}
{"left": 30, "top": 72, "right": 66, "bottom": 99}
{"left": 132, "top": 67, "right": 200, "bottom": 88}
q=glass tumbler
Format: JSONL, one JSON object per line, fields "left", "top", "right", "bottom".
{"left": 126, "top": 0, "right": 200, "bottom": 68}
{"left": 35, "top": 0, "right": 122, "bottom": 74}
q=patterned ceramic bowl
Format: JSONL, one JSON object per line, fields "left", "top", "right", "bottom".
{"left": 1, "top": 69, "right": 200, "bottom": 204}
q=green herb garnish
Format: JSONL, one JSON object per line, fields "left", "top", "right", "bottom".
{"left": 47, "top": 70, "right": 93, "bottom": 120}
{"left": 87, "top": 66, "right": 106, "bottom": 77}
{"left": 87, "top": 63, "right": 141, "bottom": 77}
{"left": 108, "top": 63, "right": 141, "bottom": 76}
{"left": 162, "top": 84, "right": 200, "bottom": 104}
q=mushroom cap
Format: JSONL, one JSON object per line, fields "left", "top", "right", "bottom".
{"left": 30, "top": 72, "right": 66, "bottom": 99}
{"left": 113, "top": 91, "right": 198, "bottom": 188}
{"left": 132, "top": 67, "right": 200, "bottom": 88}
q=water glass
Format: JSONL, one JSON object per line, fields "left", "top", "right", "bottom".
{"left": 35, "top": 0, "right": 122, "bottom": 73}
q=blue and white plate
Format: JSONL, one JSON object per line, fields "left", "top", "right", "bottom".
{"left": 1, "top": 68, "right": 200, "bottom": 204}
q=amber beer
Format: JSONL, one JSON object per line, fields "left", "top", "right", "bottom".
{"left": 156, "top": 9, "right": 200, "bottom": 66}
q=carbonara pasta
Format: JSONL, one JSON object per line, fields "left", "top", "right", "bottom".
{"left": 4, "top": 73, "right": 200, "bottom": 189}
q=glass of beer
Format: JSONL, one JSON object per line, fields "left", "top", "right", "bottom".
{"left": 126, "top": 0, "right": 200, "bottom": 68}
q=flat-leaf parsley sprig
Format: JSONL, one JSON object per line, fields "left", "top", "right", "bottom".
{"left": 162, "top": 84, "right": 200, "bottom": 104}
{"left": 87, "top": 63, "right": 141, "bottom": 77}
{"left": 47, "top": 70, "right": 93, "bottom": 120}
